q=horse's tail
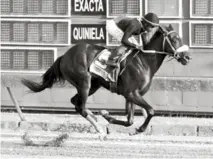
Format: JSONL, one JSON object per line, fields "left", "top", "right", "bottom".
{"left": 22, "top": 56, "right": 64, "bottom": 93}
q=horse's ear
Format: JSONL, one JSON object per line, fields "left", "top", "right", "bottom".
{"left": 169, "top": 24, "right": 174, "bottom": 30}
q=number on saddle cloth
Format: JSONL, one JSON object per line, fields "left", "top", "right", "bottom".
{"left": 97, "top": 46, "right": 129, "bottom": 64}
{"left": 90, "top": 47, "right": 131, "bottom": 83}
{"left": 97, "top": 49, "right": 111, "bottom": 63}
{"left": 90, "top": 48, "right": 121, "bottom": 83}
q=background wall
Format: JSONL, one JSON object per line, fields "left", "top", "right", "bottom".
{"left": 1, "top": 0, "right": 213, "bottom": 115}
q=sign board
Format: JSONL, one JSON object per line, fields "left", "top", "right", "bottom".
{"left": 190, "top": 21, "right": 213, "bottom": 48}
{"left": 71, "top": 0, "right": 106, "bottom": 15}
{"left": 1, "top": 19, "right": 71, "bottom": 46}
{"left": 145, "top": 0, "right": 182, "bottom": 18}
{"left": 71, "top": 24, "right": 106, "bottom": 44}
{"left": 190, "top": 0, "right": 213, "bottom": 18}
{"left": 1, "top": 0, "right": 70, "bottom": 17}
{"left": 1, "top": 47, "right": 56, "bottom": 72}
{"left": 107, "top": 0, "right": 142, "bottom": 18}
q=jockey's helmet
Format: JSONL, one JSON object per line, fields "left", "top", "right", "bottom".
{"left": 143, "top": 13, "right": 159, "bottom": 27}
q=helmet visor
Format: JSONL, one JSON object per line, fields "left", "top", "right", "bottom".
{"left": 143, "top": 17, "right": 159, "bottom": 27}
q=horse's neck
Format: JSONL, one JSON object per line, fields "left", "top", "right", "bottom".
{"left": 143, "top": 34, "right": 167, "bottom": 75}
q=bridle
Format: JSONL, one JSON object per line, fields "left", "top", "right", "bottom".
{"left": 142, "top": 27, "right": 189, "bottom": 59}
{"left": 121, "top": 27, "right": 189, "bottom": 75}
{"left": 162, "top": 30, "right": 178, "bottom": 57}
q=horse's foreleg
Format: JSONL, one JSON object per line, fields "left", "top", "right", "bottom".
{"left": 100, "top": 100, "right": 135, "bottom": 127}
{"left": 128, "top": 90, "right": 154, "bottom": 134}
{"left": 141, "top": 108, "right": 148, "bottom": 119}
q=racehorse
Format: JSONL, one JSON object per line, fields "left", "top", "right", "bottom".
{"left": 22, "top": 24, "right": 190, "bottom": 135}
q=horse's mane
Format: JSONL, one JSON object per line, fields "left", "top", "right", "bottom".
{"left": 150, "top": 30, "right": 161, "bottom": 41}
{"left": 147, "top": 25, "right": 176, "bottom": 62}
{"left": 149, "top": 25, "right": 172, "bottom": 42}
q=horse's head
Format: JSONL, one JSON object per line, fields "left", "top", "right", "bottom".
{"left": 160, "top": 24, "right": 191, "bottom": 65}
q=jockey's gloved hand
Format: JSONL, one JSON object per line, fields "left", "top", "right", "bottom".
{"left": 135, "top": 45, "right": 143, "bottom": 51}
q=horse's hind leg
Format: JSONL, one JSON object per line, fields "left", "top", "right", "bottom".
{"left": 100, "top": 100, "right": 135, "bottom": 127}
{"left": 71, "top": 77, "right": 103, "bottom": 133}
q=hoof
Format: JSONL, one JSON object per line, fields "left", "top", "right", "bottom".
{"left": 129, "top": 128, "right": 140, "bottom": 136}
{"left": 96, "top": 126, "right": 106, "bottom": 135}
{"left": 129, "top": 127, "right": 146, "bottom": 136}
{"left": 98, "top": 134, "right": 107, "bottom": 141}
{"left": 98, "top": 130, "right": 107, "bottom": 141}
{"left": 100, "top": 110, "right": 109, "bottom": 116}
{"left": 138, "top": 126, "right": 147, "bottom": 133}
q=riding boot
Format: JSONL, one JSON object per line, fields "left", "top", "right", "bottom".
{"left": 105, "top": 58, "right": 119, "bottom": 67}
{"left": 105, "top": 50, "right": 120, "bottom": 67}
{"left": 106, "top": 45, "right": 128, "bottom": 67}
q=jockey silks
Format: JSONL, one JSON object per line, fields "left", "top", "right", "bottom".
{"left": 106, "top": 16, "right": 158, "bottom": 49}
{"left": 106, "top": 19, "right": 140, "bottom": 47}
{"left": 106, "top": 17, "right": 142, "bottom": 48}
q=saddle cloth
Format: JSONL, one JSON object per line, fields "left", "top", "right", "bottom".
{"left": 89, "top": 49, "right": 131, "bottom": 82}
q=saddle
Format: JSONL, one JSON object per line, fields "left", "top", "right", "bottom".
{"left": 89, "top": 48, "right": 132, "bottom": 92}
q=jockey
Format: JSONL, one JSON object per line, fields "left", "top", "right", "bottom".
{"left": 106, "top": 12, "right": 160, "bottom": 67}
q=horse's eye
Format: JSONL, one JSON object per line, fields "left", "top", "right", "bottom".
{"left": 170, "top": 39, "right": 176, "bottom": 44}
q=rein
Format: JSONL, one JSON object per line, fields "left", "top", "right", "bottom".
{"left": 120, "top": 29, "right": 179, "bottom": 75}
{"left": 141, "top": 50, "right": 171, "bottom": 55}
{"left": 141, "top": 30, "right": 176, "bottom": 56}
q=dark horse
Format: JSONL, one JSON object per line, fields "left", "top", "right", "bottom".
{"left": 22, "top": 25, "right": 190, "bottom": 134}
